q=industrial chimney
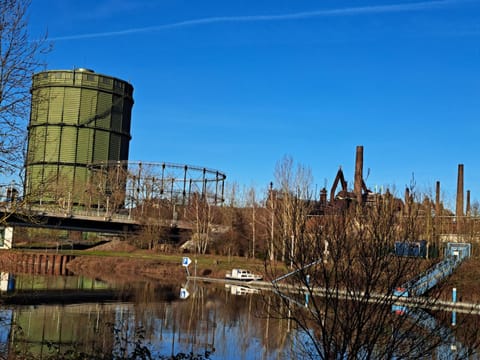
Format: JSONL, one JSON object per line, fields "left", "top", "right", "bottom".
{"left": 466, "top": 190, "right": 471, "bottom": 216}
{"left": 435, "top": 181, "right": 441, "bottom": 216}
{"left": 354, "top": 145, "right": 364, "bottom": 204}
{"left": 456, "top": 164, "right": 464, "bottom": 218}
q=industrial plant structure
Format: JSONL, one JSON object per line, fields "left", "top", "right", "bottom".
{"left": 25, "top": 69, "right": 134, "bottom": 205}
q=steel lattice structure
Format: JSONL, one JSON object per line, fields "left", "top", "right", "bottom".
{"left": 87, "top": 161, "right": 226, "bottom": 207}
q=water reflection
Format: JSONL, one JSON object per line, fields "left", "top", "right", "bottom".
{"left": 0, "top": 273, "right": 477, "bottom": 359}
{"left": 0, "top": 274, "right": 291, "bottom": 359}
{"left": 225, "top": 284, "right": 260, "bottom": 296}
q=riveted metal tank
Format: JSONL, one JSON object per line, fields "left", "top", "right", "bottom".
{"left": 25, "top": 69, "right": 134, "bottom": 206}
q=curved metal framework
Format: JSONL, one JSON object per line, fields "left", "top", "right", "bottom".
{"left": 87, "top": 161, "right": 226, "bottom": 208}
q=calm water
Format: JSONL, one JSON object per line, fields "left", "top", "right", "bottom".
{"left": 0, "top": 272, "right": 476, "bottom": 359}
{"left": 0, "top": 273, "right": 293, "bottom": 359}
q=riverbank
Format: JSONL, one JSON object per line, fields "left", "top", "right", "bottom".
{"left": 65, "top": 254, "right": 480, "bottom": 304}
{"left": 0, "top": 240, "right": 266, "bottom": 285}
{"left": 1, "top": 240, "right": 479, "bottom": 303}
{"left": 72, "top": 240, "right": 266, "bottom": 283}
{"left": 66, "top": 255, "right": 480, "bottom": 303}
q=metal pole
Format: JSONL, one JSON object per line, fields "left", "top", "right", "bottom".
{"left": 452, "top": 287, "right": 457, "bottom": 326}
{"left": 183, "top": 165, "right": 187, "bottom": 205}
{"left": 270, "top": 182, "right": 275, "bottom": 262}
{"left": 305, "top": 275, "right": 310, "bottom": 307}
{"left": 290, "top": 234, "right": 294, "bottom": 269}
{"left": 202, "top": 168, "right": 206, "bottom": 199}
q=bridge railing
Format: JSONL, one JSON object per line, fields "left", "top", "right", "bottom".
{"left": 18, "top": 204, "right": 137, "bottom": 223}
{"left": 395, "top": 242, "right": 471, "bottom": 298}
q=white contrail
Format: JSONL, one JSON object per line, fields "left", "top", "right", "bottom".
{"left": 49, "top": 0, "right": 465, "bottom": 41}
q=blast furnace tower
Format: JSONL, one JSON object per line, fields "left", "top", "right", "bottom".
{"left": 25, "top": 69, "right": 134, "bottom": 205}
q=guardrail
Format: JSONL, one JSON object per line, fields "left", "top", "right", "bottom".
{"left": 395, "top": 242, "right": 471, "bottom": 298}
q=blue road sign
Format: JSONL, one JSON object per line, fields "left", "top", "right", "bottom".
{"left": 182, "top": 257, "right": 192, "bottom": 267}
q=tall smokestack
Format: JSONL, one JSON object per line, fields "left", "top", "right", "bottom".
{"left": 435, "top": 181, "right": 441, "bottom": 216}
{"left": 456, "top": 164, "right": 464, "bottom": 218}
{"left": 466, "top": 190, "right": 471, "bottom": 216}
{"left": 354, "top": 145, "right": 364, "bottom": 204}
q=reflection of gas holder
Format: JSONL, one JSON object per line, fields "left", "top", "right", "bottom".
{"left": 225, "top": 284, "right": 260, "bottom": 296}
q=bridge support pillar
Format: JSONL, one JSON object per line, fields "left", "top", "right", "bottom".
{"left": 0, "top": 226, "right": 13, "bottom": 249}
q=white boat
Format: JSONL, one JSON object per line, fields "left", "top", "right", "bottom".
{"left": 225, "top": 284, "right": 260, "bottom": 295}
{"left": 225, "top": 268, "right": 263, "bottom": 281}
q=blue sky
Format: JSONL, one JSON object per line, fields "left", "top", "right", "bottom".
{"left": 27, "top": 0, "right": 480, "bottom": 207}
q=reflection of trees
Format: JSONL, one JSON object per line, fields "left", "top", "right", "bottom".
{"left": 129, "top": 284, "right": 302, "bottom": 358}
{"left": 11, "top": 304, "right": 116, "bottom": 358}
{"left": 16, "top": 282, "right": 478, "bottom": 358}
{"left": 430, "top": 310, "right": 480, "bottom": 356}
{"left": 5, "top": 279, "right": 479, "bottom": 359}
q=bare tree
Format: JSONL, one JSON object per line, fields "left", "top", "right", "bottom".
{"left": 0, "top": 0, "right": 50, "bottom": 176}
{"left": 247, "top": 185, "right": 258, "bottom": 258}
{"left": 131, "top": 206, "right": 170, "bottom": 250}
{"left": 272, "top": 155, "right": 314, "bottom": 265}
{"left": 215, "top": 182, "right": 244, "bottom": 257}
{"left": 185, "top": 192, "right": 214, "bottom": 254}
{"left": 267, "top": 191, "right": 480, "bottom": 359}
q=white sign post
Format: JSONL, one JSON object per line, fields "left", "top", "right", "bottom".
{"left": 182, "top": 256, "right": 192, "bottom": 276}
